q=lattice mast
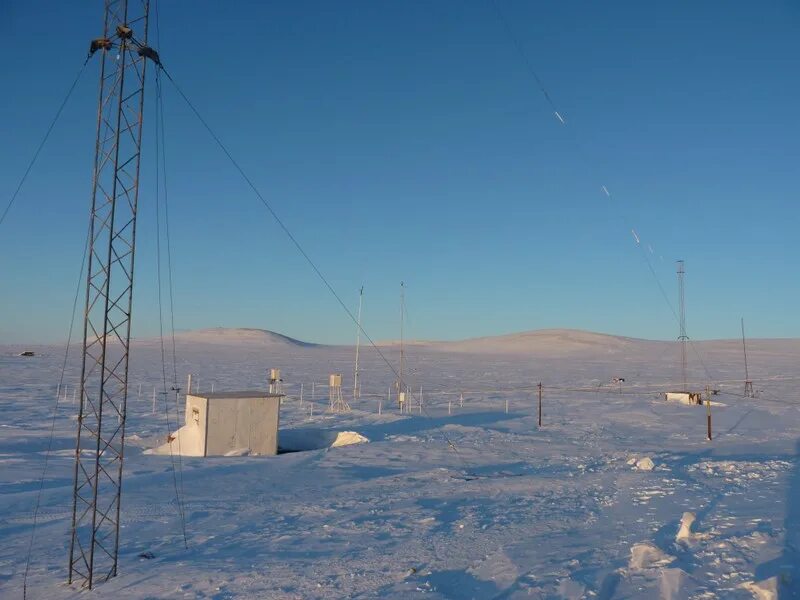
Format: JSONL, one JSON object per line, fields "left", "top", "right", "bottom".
{"left": 69, "top": 0, "right": 158, "bottom": 588}
{"left": 353, "top": 286, "right": 363, "bottom": 400}
{"left": 741, "top": 317, "right": 755, "bottom": 398}
{"left": 676, "top": 260, "right": 688, "bottom": 391}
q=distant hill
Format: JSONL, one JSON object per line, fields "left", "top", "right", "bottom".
{"left": 385, "top": 329, "right": 665, "bottom": 355}
{"left": 137, "top": 327, "right": 322, "bottom": 348}
{"left": 128, "top": 327, "right": 800, "bottom": 358}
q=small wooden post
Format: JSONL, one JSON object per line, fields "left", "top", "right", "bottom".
{"left": 706, "top": 384, "right": 712, "bottom": 441}
{"left": 211, "top": 382, "right": 215, "bottom": 393}
{"left": 419, "top": 386, "right": 423, "bottom": 415}
{"left": 152, "top": 387, "right": 156, "bottom": 415}
{"left": 138, "top": 382, "right": 142, "bottom": 399}
{"left": 378, "top": 394, "right": 382, "bottom": 415}
{"left": 505, "top": 397, "right": 509, "bottom": 414}
{"left": 538, "top": 382, "right": 543, "bottom": 427}
{"left": 300, "top": 383, "right": 304, "bottom": 406}
{"left": 312, "top": 382, "right": 316, "bottom": 400}
{"left": 459, "top": 392, "right": 463, "bottom": 408}
{"left": 448, "top": 397, "right": 452, "bottom": 415}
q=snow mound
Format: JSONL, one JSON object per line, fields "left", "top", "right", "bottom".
{"left": 330, "top": 431, "right": 369, "bottom": 448}
{"left": 629, "top": 542, "right": 675, "bottom": 570}
{"left": 628, "top": 455, "right": 655, "bottom": 471}
{"left": 143, "top": 424, "right": 203, "bottom": 457}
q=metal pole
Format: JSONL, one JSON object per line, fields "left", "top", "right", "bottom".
{"left": 677, "top": 260, "right": 688, "bottom": 391}
{"left": 400, "top": 281, "right": 405, "bottom": 396}
{"left": 353, "top": 286, "right": 363, "bottom": 400}
{"left": 706, "top": 385, "right": 712, "bottom": 441}
{"left": 538, "top": 382, "right": 542, "bottom": 427}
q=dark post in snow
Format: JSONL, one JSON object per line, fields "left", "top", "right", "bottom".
{"left": 705, "top": 384, "right": 712, "bottom": 441}
{"left": 538, "top": 382, "right": 543, "bottom": 427}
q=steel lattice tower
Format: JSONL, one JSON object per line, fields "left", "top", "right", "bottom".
{"left": 676, "top": 260, "right": 688, "bottom": 391}
{"left": 69, "top": 0, "right": 154, "bottom": 588}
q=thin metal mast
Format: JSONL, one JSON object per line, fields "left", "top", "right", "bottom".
{"left": 741, "top": 317, "right": 755, "bottom": 398}
{"left": 69, "top": 0, "right": 155, "bottom": 588}
{"left": 399, "top": 281, "right": 405, "bottom": 399}
{"left": 353, "top": 286, "right": 363, "bottom": 400}
{"left": 676, "top": 260, "right": 688, "bottom": 391}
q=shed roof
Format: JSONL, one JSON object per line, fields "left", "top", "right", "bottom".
{"left": 188, "top": 391, "right": 284, "bottom": 400}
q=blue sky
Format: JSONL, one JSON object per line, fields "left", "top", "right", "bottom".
{"left": 1, "top": 1, "right": 798, "bottom": 344}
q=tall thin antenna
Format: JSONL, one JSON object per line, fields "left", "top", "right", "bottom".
{"left": 676, "top": 260, "right": 688, "bottom": 391}
{"left": 353, "top": 286, "right": 363, "bottom": 400}
{"left": 741, "top": 317, "right": 755, "bottom": 398}
{"left": 399, "top": 281, "right": 405, "bottom": 403}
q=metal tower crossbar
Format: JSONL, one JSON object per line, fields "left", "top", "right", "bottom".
{"left": 69, "top": 0, "right": 155, "bottom": 588}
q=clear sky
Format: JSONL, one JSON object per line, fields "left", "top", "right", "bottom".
{"left": 1, "top": 1, "right": 798, "bottom": 344}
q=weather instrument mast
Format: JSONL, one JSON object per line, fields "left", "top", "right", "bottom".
{"left": 398, "top": 281, "right": 406, "bottom": 408}
{"left": 676, "top": 260, "right": 688, "bottom": 391}
{"left": 741, "top": 317, "right": 755, "bottom": 398}
{"left": 69, "top": 0, "right": 161, "bottom": 588}
{"left": 353, "top": 286, "right": 363, "bottom": 400}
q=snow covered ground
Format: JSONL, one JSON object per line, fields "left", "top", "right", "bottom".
{"left": 1, "top": 329, "right": 799, "bottom": 599}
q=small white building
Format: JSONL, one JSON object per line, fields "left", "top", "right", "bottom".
{"left": 664, "top": 391, "right": 703, "bottom": 406}
{"left": 150, "top": 391, "right": 282, "bottom": 457}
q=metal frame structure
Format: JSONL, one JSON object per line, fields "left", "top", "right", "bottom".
{"left": 69, "top": 0, "right": 152, "bottom": 588}
{"left": 676, "top": 260, "right": 688, "bottom": 391}
{"left": 741, "top": 317, "right": 755, "bottom": 398}
{"left": 353, "top": 286, "right": 363, "bottom": 400}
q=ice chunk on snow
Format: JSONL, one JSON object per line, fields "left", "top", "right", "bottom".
{"left": 676, "top": 512, "right": 696, "bottom": 542}
{"left": 629, "top": 542, "right": 675, "bottom": 570}
{"left": 330, "top": 431, "right": 369, "bottom": 448}
{"left": 635, "top": 456, "right": 655, "bottom": 471}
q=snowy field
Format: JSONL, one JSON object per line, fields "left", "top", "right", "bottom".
{"left": 1, "top": 328, "right": 799, "bottom": 599}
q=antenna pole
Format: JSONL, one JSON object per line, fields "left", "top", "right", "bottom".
{"left": 69, "top": 0, "right": 155, "bottom": 588}
{"left": 741, "top": 317, "right": 755, "bottom": 398}
{"left": 353, "top": 286, "right": 363, "bottom": 400}
{"left": 676, "top": 260, "right": 688, "bottom": 391}
{"left": 399, "top": 281, "right": 405, "bottom": 404}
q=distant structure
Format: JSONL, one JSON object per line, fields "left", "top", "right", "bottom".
{"left": 268, "top": 368, "right": 282, "bottom": 395}
{"left": 676, "top": 260, "right": 688, "bottom": 390}
{"left": 18, "top": 351, "right": 35, "bottom": 357}
{"left": 396, "top": 281, "right": 406, "bottom": 409}
{"left": 329, "top": 373, "right": 350, "bottom": 412}
{"left": 741, "top": 318, "right": 755, "bottom": 398}
{"left": 353, "top": 287, "right": 363, "bottom": 400}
